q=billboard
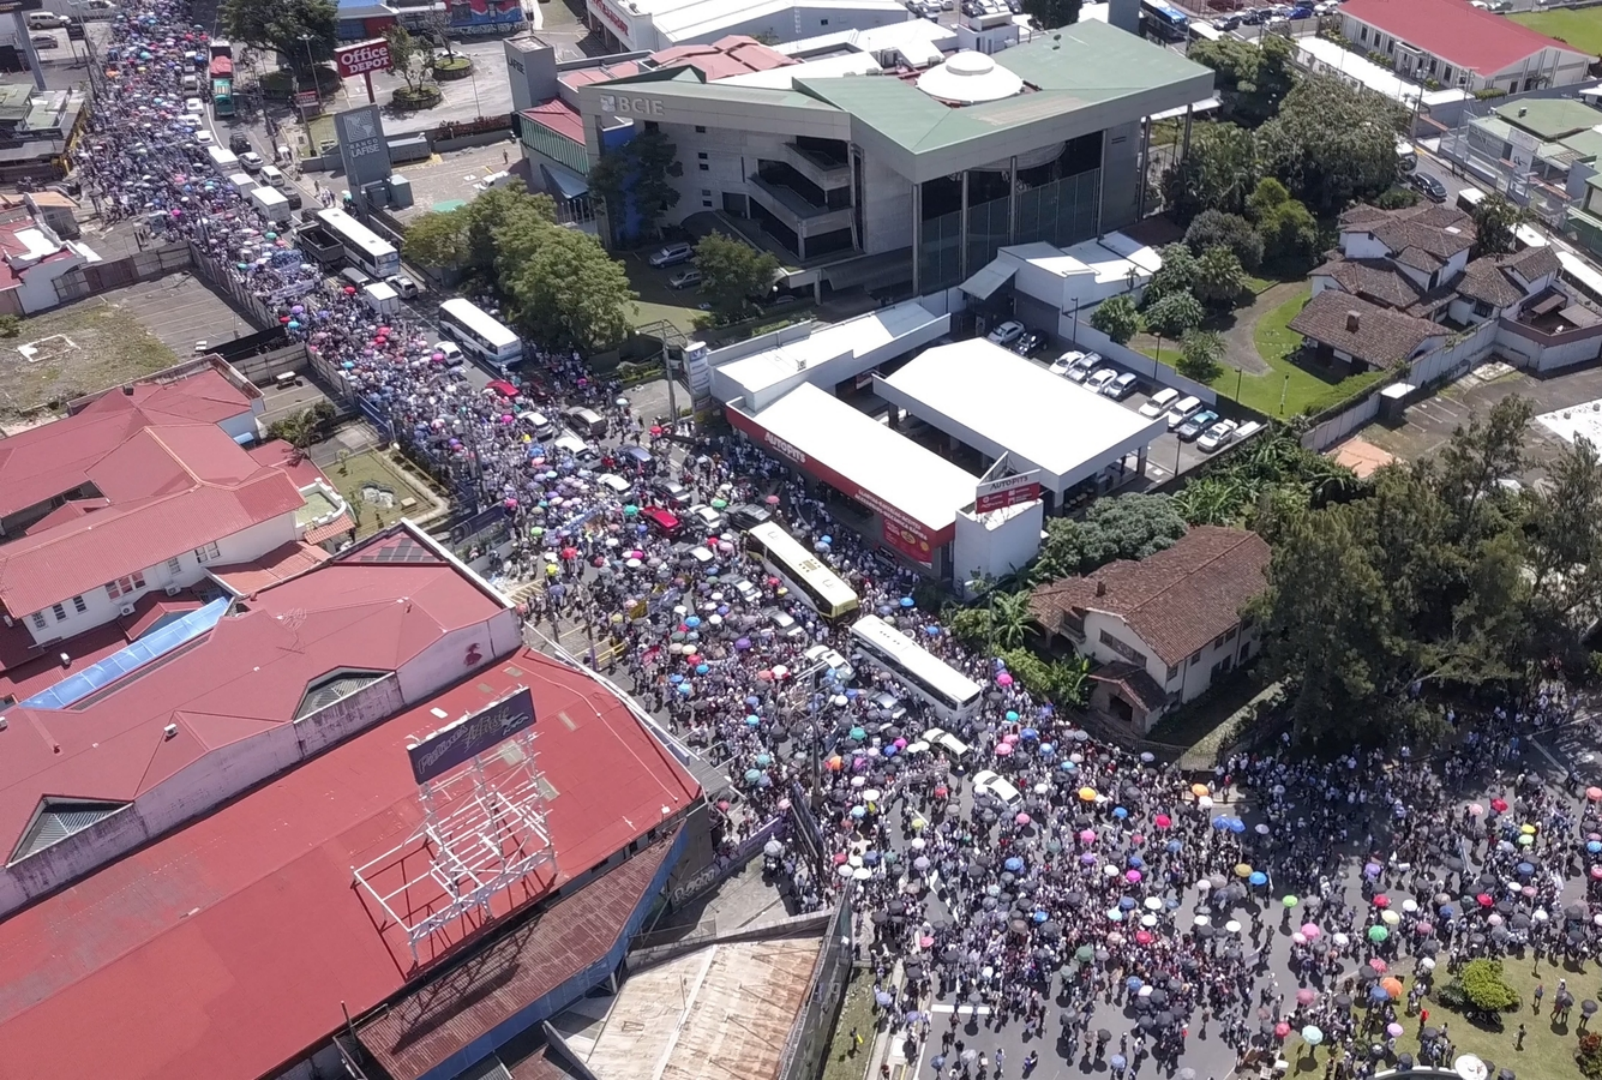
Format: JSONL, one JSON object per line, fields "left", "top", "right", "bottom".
{"left": 336, "top": 39, "right": 392, "bottom": 78}
{"left": 975, "top": 470, "right": 1042, "bottom": 514}
{"left": 334, "top": 105, "right": 392, "bottom": 211}
{"left": 408, "top": 686, "right": 536, "bottom": 784}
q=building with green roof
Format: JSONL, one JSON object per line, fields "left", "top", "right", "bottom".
{"left": 567, "top": 19, "right": 1212, "bottom": 296}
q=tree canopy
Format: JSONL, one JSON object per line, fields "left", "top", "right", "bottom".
{"left": 694, "top": 232, "right": 781, "bottom": 320}
{"left": 1256, "top": 74, "right": 1406, "bottom": 215}
{"left": 1035, "top": 494, "right": 1190, "bottom": 580}
{"left": 504, "top": 227, "right": 637, "bottom": 351}
{"left": 1160, "top": 121, "right": 1258, "bottom": 224}
{"left": 587, "top": 128, "right": 682, "bottom": 245}
{"left": 1020, "top": 0, "right": 1081, "bottom": 29}
{"left": 1088, "top": 295, "right": 1141, "bottom": 345}
{"left": 401, "top": 182, "right": 557, "bottom": 277}
{"left": 1177, "top": 329, "right": 1225, "bottom": 383}
{"left": 1470, "top": 192, "right": 1527, "bottom": 257}
{"left": 222, "top": 0, "right": 337, "bottom": 69}
{"left": 1188, "top": 33, "right": 1296, "bottom": 127}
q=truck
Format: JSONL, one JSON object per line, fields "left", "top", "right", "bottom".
{"left": 205, "top": 144, "right": 239, "bottom": 171}
{"left": 249, "top": 184, "right": 290, "bottom": 225}
{"left": 209, "top": 51, "right": 233, "bottom": 118}
{"left": 360, "top": 281, "right": 401, "bottom": 316}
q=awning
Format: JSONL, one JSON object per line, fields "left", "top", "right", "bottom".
{"left": 822, "top": 248, "right": 913, "bottom": 292}
{"left": 959, "top": 259, "right": 1016, "bottom": 301}
{"left": 540, "top": 163, "right": 589, "bottom": 202}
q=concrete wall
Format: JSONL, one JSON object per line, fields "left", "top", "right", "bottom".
{"left": 1099, "top": 121, "right": 1142, "bottom": 234}
{"left": 952, "top": 499, "right": 1044, "bottom": 585}
{"left": 1499, "top": 314, "right": 1602, "bottom": 370}
{"left": 1070, "top": 321, "right": 1219, "bottom": 406}
{"left": 861, "top": 151, "right": 914, "bottom": 255}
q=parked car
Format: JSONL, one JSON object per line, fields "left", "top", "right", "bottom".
{"left": 1140, "top": 387, "right": 1181, "bottom": 418}
{"left": 640, "top": 506, "right": 683, "bottom": 536}
{"left": 1084, "top": 368, "right": 1119, "bottom": 394}
{"left": 973, "top": 769, "right": 1023, "bottom": 808}
{"left": 986, "top": 320, "right": 1026, "bottom": 347}
{"left": 28, "top": 32, "right": 58, "bottom": 48}
{"left": 922, "top": 727, "right": 972, "bottom": 763}
{"left": 656, "top": 479, "right": 694, "bottom": 506}
{"left": 1198, "top": 418, "right": 1240, "bottom": 452}
{"left": 1066, "top": 351, "right": 1103, "bottom": 381}
{"left": 1177, "top": 409, "right": 1220, "bottom": 441}
{"left": 386, "top": 274, "right": 419, "bottom": 299}
{"left": 733, "top": 578, "right": 762, "bottom": 604}
{"left": 1012, "top": 330, "right": 1047, "bottom": 356}
{"left": 486, "top": 379, "right": 519, "bottom": 399}
{"left": 669, "top": 268, "right": 702, "bottom": 290}
{"left": 1103, "top": 372, "right": 1140, "bottom": 400}
{"left": 1213, "top": 13, "right": 1240, "bottom": 28}
{"left": 1409, "top": 171, "right": 1448, "bottom": 203}
{"left": 1165, "top": 394, "right": 1203, "bottom": 429}
{"left": 805, "top": 644, "right": 854, "bottom": 684}
{"left": 432, "top": 340, "right": 464, "bottom": 366}
{"left": 648, "top": 242, "right": 693, "bottom": 267}
{"left": 687, "top": 503, "right": 725, "bottom": 533}
{"left": 767, "top": 607, "right": 806, "bottom": 639}
{"left": 728, "top": 502, "right": 773, "bottom": 529}
{"left": 1048, "top": 350, "right": 1086, "bottom": 376}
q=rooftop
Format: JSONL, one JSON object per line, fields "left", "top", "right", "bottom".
{"left": 1288, "top": 291, "right": 1449, "bottom": 369}
{"left": 728, "top": 381, "right": 980, "bottom": 536}
{"left": 1339, "top": 203, "right": 1475, "bottom": 269}
{"left": 1029, "top": 526, "right": 1271, "bottom": 666}
{"left": 1495, "top": 97, "right": 1602, "bottom": 141}
{"left": 878, "top": 340, "right": 1165, "bottom": 489}
{"left": 0, "top": 647, "right": 701, "bottom": 1080}
{"left": 1340, "top": 0, "right": 1586, "bottom": 75}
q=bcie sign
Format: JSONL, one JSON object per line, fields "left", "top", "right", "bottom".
{"left": 599, "top": 93, "right": 664, "bottom": 117}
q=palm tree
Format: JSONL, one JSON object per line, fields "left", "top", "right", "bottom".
{"left": 989, "top": 591, "right": 1036, "bottom": 651}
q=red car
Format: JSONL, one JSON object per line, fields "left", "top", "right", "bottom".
{"left": 487, "top": 379, "right": 519, "bottom": 399}
{"left": 640, "top": 506, "right": 682, "bottom": 537}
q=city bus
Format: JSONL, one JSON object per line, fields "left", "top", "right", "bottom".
{"left": 437, "top": 298, "right": 524, "bottom": 371}
{"left": 848, "top": 613, "right": 982, "bottom": 722}
{"left": 1188, "top": 20, "right": 1222, "bottom": 43}
{"left": 315, "top": 207, "right": 401, "bottom": 279}
{"left": 744, "top": 521, "right": 860, "bottom": 619}
{"left": 1140, "top": 0, "right": 1189, "bottom": 41}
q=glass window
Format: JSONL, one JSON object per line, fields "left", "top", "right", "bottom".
{"left": 167, "top": 555, "right": 183, "bottom": 575}
{"left": 51, "top": 603, "right": 66, "bottom": 621}
{"left": 72, "top": 595, "right": 87, "bottom": 614}
{"left": 31, "top": 612, "right": 46, "bottom": 630}
{"left": 195, "top": 541, "right": 220, "bottom": 563}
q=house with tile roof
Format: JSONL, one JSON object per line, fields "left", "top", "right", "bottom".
{"left": 1337, "top": 0, "right": 1593, "bottom": 95}
{"left": 1027, "top": 526, "right": 1270, "bottom": 733}
{"left": 0, "top": 365, "right": 354, "bottom": 648}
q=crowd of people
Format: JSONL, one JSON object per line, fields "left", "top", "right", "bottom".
{"left": 73, "top": 5, "right": 1602, "bottom": 1078}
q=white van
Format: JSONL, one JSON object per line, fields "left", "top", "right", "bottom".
{"left": 182, "top": 73, "right": 200, "bottom": 94}
{"left": 1165, "top": 395, "right": 1203, "bottom": 429}
{"left": 923, "top": 727, "right": 972, "bottom": 762}
{"left": 552, "top": 433, "right": 591, "bottom": 459}
{"left": 518, "top": 410, "right": 557, "bottom": 438}
{"left": 1139, "top": 387, "right": 1180, "bottom": 419}
{"left": 260, "top": 164, "right": 287, "bottom": 190}
{"left": 804, "top": 644, "right": 854, "bottom": 684}
{"left": 27, "top": 12, "right": 66, "bottom": 29}
{"left": 597, "top": 473, "right": 632, "bottom": 497}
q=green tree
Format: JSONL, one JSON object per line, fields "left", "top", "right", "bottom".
{"left": 1192, "top": 246, "right": 1249, "bottom": 307}
{"left": 1160, "top": 122, "right": 1258, "bottom": 223}
{"left": 505, "top": 228, "right": 637, "bottom": 350}
{"left": 1020, "top": 0, "right": 1081, "bottom": 28}
{"left": 1036, "top": 494, "right": 1188, "bottom": 579}
{"left": 1458, "top": 959, "right": 1521, "bottom": 1013}
{"left": 1188, "top": 33, "right": 1297, "bottom": 127}
{"left": 587, "top": 128, "right": 683, "bottom": 244}
{"left": 383, "top": 25, "right": 430, "bottom": 94}
{"left": 466, "top": 183, "right": 555, "bottom": 274}
{"left": 1256, "top": 73, "right": 1406, "bottom": 215}
{"left": 402, "top": 210, "right": 471, "bottom": 271}
{"left": 1375, "top": 185, "right": 1420, "bottom": 210}
{"left": 694, "top": 232, "right": 781, "bottom": 320}
{"left": 1144, "top": 243, "right": 1199, "bottom": 306}
{"left": 1176, "top": 329, "right": 1225, "bottom": 383}
{"left": 988, "top": 590, "right": 1036, "bottom": 650}
{"left": 1258, "top": 197, "right": 1319, "bottom": 270}
{"left": 1469, "top": 192, "right": 1527, "bottom": 257}
{"left": 1245, "top": 177, "right": 1291, "bottom": 222}
{"left": 1143, "top": 291, "right": 1205, "bottom": 338}
{"left": 1088, "top": 295, "right": 1141, "bottom": 345}
{"left": 222, "top": 0, "right": 337, "bottom": 71}
{"left": 1186, "top": 210, "right": 1263, "bottom": 271}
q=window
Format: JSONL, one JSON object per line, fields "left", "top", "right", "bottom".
{"left": 104, "top": 571, "right": 146, "bottom": 600}
{"left": 1359, "top": 26, "right": 1367, "bottom": 41}
{"left": 194, "top": 541, "right": 220, "bottom": 563}
{"left": 698, "top": 164, "right": 709, "bottom": 171}
{"left": 696, "top": 151, "right": 707, "bottom": 160}
{"left": 1473, "top": 300, "right": 1494, "bottom": 318}
{"left": 1443, "top": 66, "right": 1452, "bottom": 82}
{"left": 1211, "top": 633, "right": 1225, "bottom": 650}
{"left": 1428, "top": 58, "right": 1437, "bottom": 75}
{"left": 31, "top": 612, "right": 46, "bottom": 631}
{"left": 1165, "top": 663, "right": 1179, "bottom": 683}
{"left": 700, "top": 189, "right": 712, "bottom": 196}
{"left": 695, "top": 125, "right": 706, "bottom": 133}
{"left": 702, "top": 199, "right": 713, "bottom": 208}
{"left": 1225, "top": 625, "right": 1237, "bottom": 642}
{"left": 51, "top": 603, "right": 66, "bottom": 622}
{"left": 1190, "top": 649, "right": 1202, "bottom": 666}
{"left": 72, "top": 595, "right": 86, "bottom": 614}
{"left": 167, "top": 555, "right": 183, "bottom": 575}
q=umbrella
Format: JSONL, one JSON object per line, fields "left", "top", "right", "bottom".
{"left": 1368, "top": 925, "right": 1389, "bottom": 942}
{"left": 1282, "top": 894, "right": 1299, "bottom": 908}
{"left": 1302, "top": 1026, "right": 1324, "bottom": 1046}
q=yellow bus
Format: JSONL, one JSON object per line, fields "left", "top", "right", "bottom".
{"left": 745, "top": 522, "right": 860, "bottom": 619}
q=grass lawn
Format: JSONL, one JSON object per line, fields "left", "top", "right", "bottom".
{"left": 621, "top": 256, "right": 703, "bottom": 336}
{"left": 820, "top": 966, "right": 878, "bottom": 1080}
{"left": 0, "top": 300, "right": 178, "bottom": 420}
{"left": 1222, "top": 287, "right": 1389, "bottom": 418}
{"left": 1510, "top": 9, "right": 1602, "bottom": 55}
{"left": 326, "top": 450, "right": 430, "bottom": 537}
{"left": 1285, "top": 956, "right": 1592, "bottom": 1080}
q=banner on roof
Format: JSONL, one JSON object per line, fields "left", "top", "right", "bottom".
{"left": 407, "top": 687, "right": 536, "bottom": 784}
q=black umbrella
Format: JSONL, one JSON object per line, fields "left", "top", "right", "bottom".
{"left": 1138, "top": 1016, "right": 1155, "bottom": 1032}
{"left": 1496, "top": 899, "right": 1515, "bottom": 915}
{"left": 1498, "top": 1070, "right": 1515, "bottom": 1080}
{"left": 1398, "top": 1053, "right": 1415, "bottom": 1071}
{"left": 1558, "top": 991, "right": 1576, "bottom": 1010}
{"left": 1421, "top": 1027, "right": 1440, "bottom": 1042}
{"left": 871, "top": 910, "right": 888, "bottom": 925}
{"left": 1149, "top": 988, "right": 1169, "bottom": 1007}
{"left": 1156, "top": 1010, "right": 1176, "bottom": 1028}
{"left": 1097, "top": 1028, "right": 1112, "bottom": 1044}
{"left": 1335, "top": 993, "right": 1354, "bottom": 1010}
{"left": 1584, "top": 1001, "right": 1598, "bottom": 1017}
{"left": 905, "top": 962, "right": 924, "bottom": 979}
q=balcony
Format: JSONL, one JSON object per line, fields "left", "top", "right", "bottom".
{"left": 782, "top": 142, "right": 851, "bottom": 192}
{"left": 746, "top": 175, "right": 854, "bottom": 235}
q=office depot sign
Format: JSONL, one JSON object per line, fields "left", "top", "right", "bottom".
{"left": 336, "top": 40, "right": 392, "bottom": 78}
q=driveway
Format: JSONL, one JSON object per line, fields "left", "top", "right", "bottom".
{"left": 1219, "top": 280, "right": 1303, "bottom": 377}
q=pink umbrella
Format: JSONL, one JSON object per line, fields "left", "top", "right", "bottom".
{"left": 1154, "top": 814, "right": 1172, "bottom": 829}
{"left": 1386, "top": 1023, "right": 1405, "bottom": 1038}
{"left": 1296, "top": 988, "right": 1316, "bottom": 1005}
{"left": 1016, "top": 812, "right": 1031, "bottom": 825}
{"left": 1368, "top": 958, "right": 1387, "bottom": 972}
{"left": 1126, "top": 869, "right": 1141, "bottom": 883}
{"left": 996, "top": 672, "right": 1014, "bottom": 686}
{"left": 1079, "top": 829, "right": 1097, "bottom": 843}
{"left": 1134, "top": 930, "right": 1154, "bottom": 945}
{"left": 995, "top": 742, "right": 1014, "bottom": 756}
{"left": 1300, "top": 923, "right": 1322, "bottom": 940}
{"left": 1274, "top": 1023, "right": 1290, "bottom": 1039}
{"left": 1468, "top": 803, "right": 1484, "bottom": 816}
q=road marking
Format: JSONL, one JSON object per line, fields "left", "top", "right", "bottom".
{"left": 932, "top": 1004, "right": 992, "bottom": 1016}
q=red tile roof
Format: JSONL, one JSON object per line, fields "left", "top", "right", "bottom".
{"left": 303, "top": 513, "right": 356, "bottom": 547}
{"left": 648, "top": 35, "right": 796, "bottom": 80}
{"left": 1029, "top": 526, "right": 1271, "bottom": 667}
{"left": 0, "top": 648, "right": 700, "bottom": 1080}
{"left": 358, "top": 832, "right": 681, "bottom": 1080}
{"left": 0, "top": 549, "right": 515, "bottom": 860}
{"left": 1341, "top": 0, "right": 1586, "bottom": 75}
{"left": 522, "top": 99, "right": 588, "bottom": 144}
{"left": 208, "top": 540, "right": 330, "bottom": 596}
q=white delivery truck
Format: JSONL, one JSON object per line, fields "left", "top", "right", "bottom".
{"left": 228, "top": 171, "right": 255, "bottom": 192}
{"left": 249, "top": 185, "right": 290, "bottom": 225}
{"left": 360, "top": 281, "right": 401, "bottom": 316}
{"left": 205, "top": 145, "right": 239, "bottom": 171}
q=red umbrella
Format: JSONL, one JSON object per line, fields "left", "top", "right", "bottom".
{"left": 1372, "top": 894, "right": 1390, "bottom": 908}
{"left": 561, "top": 546, "right": 578, "bottom": 559}
{"left": 1368, "top": 958, "right": 1387, "bottom": 973}
{"left": 1274, "top": 1023, "right": 1290, "bottom": 1039}
{"left": 1491, "top": 798, "right": 1509, "bottom": 813}
{"left": 934, "top": 786, "right": 948, "bottom": 798}
{"left": 1154, "top": 813, "right": 1172, "bottom": 829}
{"left": 1134, "top": 930, "right": 1153, "bottom": 945}
{"left": 1588, "top": 787, "right": 1602, "bottom": 802}
{"left": 1476, "top": 892, "right": 1494, "bottom": 907}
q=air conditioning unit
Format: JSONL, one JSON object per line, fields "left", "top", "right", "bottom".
{"left": 165, "top": 585, "right": 183, "bottom": 597}
{"left": 163, "top": 723, "right": 179, "bottom": 739}
{"left": 119, "top": 603, "right": 135, "bottom": 617}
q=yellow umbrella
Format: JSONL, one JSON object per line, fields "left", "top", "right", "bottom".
{"left": 1520, "top": 823, "right": 1537, "bottom": 835}
{"left": 1078, "top": 786, "right": 1098, "bottom": 802}
{"left": 1234, "top": 863, "right": 1252, "bottom": 878}
{"left": 1191, "top": 783, "right": 1210, "bottom": 798}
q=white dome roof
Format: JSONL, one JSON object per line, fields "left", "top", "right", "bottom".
{"left": 915, "top": 51, "right": 1024, "bottom": 105}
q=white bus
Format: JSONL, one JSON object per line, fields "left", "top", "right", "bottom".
{"left": 316, "top": 207, "right": 401, "bottom": 279}
{"left": 745, "top": 522, "right": 860, "bottom": 619}
{"left": 1188, "top": 20, "right": 1222, "bottom": 42}
{"left": 437, "top": 298, "right": 524, "bottom": 371}
{"left": 849, "top": 613, "right": 982, "bottom": 723}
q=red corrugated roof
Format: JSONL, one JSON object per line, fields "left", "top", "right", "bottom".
{"left": 0, "top": 618, "right": 130, "bottom": 702}
{"left": 1341, "top": 0, "right": 1585, "bottom": 75}
{"left": 522, "top": 99, "right": 587, "bottom": 143}
{"left": 359, "top": 832, "right": 680, "bottom": 1080}
{"left": 303, "top": 513, "right": 355, "bottom": 546}
{"left": 21, "top": 496, "right": 109, "bottom": 534}
{"left": 0, "top": 553, "right": 514, "bottom": 856}
{"left": 0, "top": 648, "right": 700, "bottom": 1080}
{"left": 208, "top": 540, "right": 330, "bottom": 595}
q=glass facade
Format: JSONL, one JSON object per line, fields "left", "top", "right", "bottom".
{"left": 916, "top": 132, "right": 1106, "bottom": 293}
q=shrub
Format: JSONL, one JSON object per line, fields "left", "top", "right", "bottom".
{"left": 0, "top": 314, "right": 20, "bottom": 338}
{"left": 1089, "top": 295, "right": 1141, "bottom": 345}
{"left": 1186, "top": 210, "right": 1264, "bottom": 271}
{"left": 1578, "top": 1032, "right": 1602, "bottom": 1080}
{"left": 1459, "top": 959, "right": 1520, "bottom": 1013}
{"left": 1375, "top": 186, "right": 1420, "bottom": 210}
{"left": 1144, "top": 291, "right": 1205, "bottom": 338}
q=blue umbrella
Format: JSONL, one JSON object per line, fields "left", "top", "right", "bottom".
{"left": 1039, "top": 742, "right": 1054, "bottom": 755}
{"left": 1212, "top": 816, "right": 1230, "bottom": 830}
{"left": 846, "top": 688, "right": 860, "bottom": 698}
{"left": 883, "top": 745, "right": 897, "bottom": 757}
{"left": 1589, "top": 841, "right": 1601, "bottom": 854}
{"left": 924, "top": 625, "right": 941, "bottom": 636}
{"left": 1004, "top": 857, "right": 1025, "bottom": 872}
{"left": 1006, "top": 710, "right": 1020, "bottom": 722}
{"left": 900, "top": 597, "right": 915, "bottom": 608}
{"left": 863, "top": 850, "right": 880, "bottom": 865}
{"left": 1249, "top": 870, "right": 1268, "bottom": 885}
{"left": 1126, "top": 976, "right": 1144, "bottom": 991}
{"left": 1060, "top": 760, "right": 1077, "bottom": 772}
{"left": 1517, "top": 861, "right": 1535, "bottom": 876}
{"left": 746, "top": 695, "right": 761, "bottom": 706}
{"left": 1111, "top": 1055, "right": 1127, "bottom": 1070}
{"left": 1113, "top": 807, "right": 1129, "bottom": 819}
{"left": 1368, "top": 984, "right": 1390, "bottom": 1002}
{"left": 684, "top": 615, "right": 702, "bottom": 628}
{"left": 851, "top": 805, "right": 867, "bottom": 818}
{"left": 746, "top": 715, "right": 761, "bottom": 727}
{"left": 1119, "top": 896, "right": 1137, "bottom": 910}
{"left": 1439, "top": 904, "right": 1456, "bottom": 917}
{"left": 1033, "top": 909, "right": 1048, "bottom": 923}
{"left": 745, "top": 769, "right": 762, "bottom": 782}
{"left": 677, "top": 683, "right": 692, "bottom": 695}
{"left": 696, "top": 663, "right": 709, "bottom": 674}
{"left": 1227, "top": 818, "right": 1247, "bottom": 834}
{"left": 669, "top": 674, "right": 684, "bottom": 684}
{"left": 1168, "top": 840, "right": 1184, "bottom": 854}
{"left": 1021, "top": 727, "right": 1039, "bottom": 740}
{"left": 1128, "top": 854, "right": 1144, "bottom": 868}
{"left": 755, "top": 753, "right": 771, "bottom": 766}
